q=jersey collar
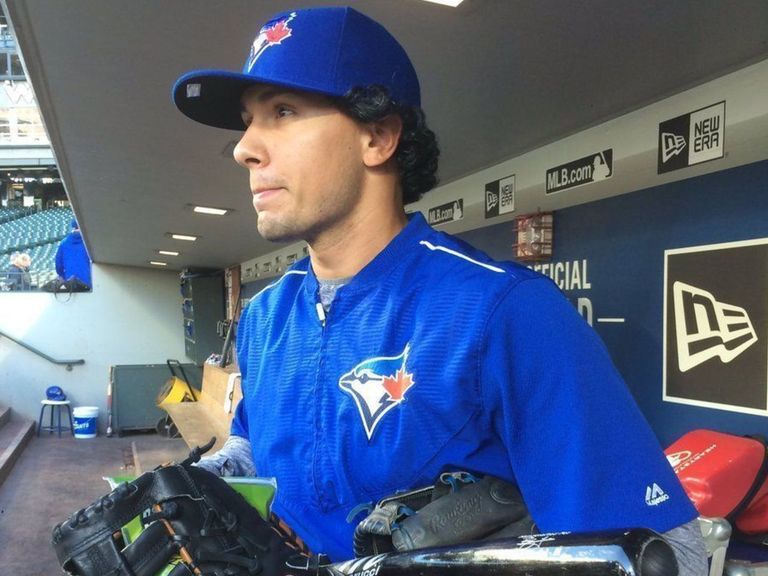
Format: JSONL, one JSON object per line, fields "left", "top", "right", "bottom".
{"left": 303, "top": 212, "right": 431, "bottom": 297}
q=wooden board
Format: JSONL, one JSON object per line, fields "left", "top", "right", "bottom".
{"left": 163, "top": 402, "right": 231, "bottom": 452}
{"left": 163, "top": 364, "right": 242, "bottom": 452}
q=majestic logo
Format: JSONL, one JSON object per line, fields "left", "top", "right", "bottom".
{"left": 673, "top": 281, "right": 757, "bottom": 372}
{"left": 645, "top": 483, "right": 669, "bottom": 506}
{"left": 247, "top": 12, "right": 296, "bottom": 71}
{"left": 339, "top": 345, "right": 415, "bottom": 440}
{"left": 661, "top": 132, "right": 687, "bottom": 163}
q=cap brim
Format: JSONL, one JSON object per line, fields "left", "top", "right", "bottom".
{"left": 173, "top": 70, "right": 261, "bottom": 130}
{"left": 173, "top": 69, "right": 346, "bottom": 130}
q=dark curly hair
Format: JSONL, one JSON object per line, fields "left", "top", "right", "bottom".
{"left": 339, "top": 86, "right": 439, "bottom": 205}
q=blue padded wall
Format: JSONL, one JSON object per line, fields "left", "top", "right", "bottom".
{"left": 458, "top": 159, "right": 768, "bottom": 446}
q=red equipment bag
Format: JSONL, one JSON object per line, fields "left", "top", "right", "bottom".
{"left": 665, "top": 429, "right": 768, "bottom": 532}
{"left": 736, "top": 484, "right": 768, "bottom": 534}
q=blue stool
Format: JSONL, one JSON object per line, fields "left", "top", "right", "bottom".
{"left": 38, "top": 399, "right": 74, "bottom": 437}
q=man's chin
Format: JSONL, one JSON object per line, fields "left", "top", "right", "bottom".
{"left": 257, "top": 221, "right": 302, "bottom": 244}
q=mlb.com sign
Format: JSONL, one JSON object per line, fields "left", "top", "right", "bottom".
{"left": 546, "top": 150, "right": 612, "bottom": 194}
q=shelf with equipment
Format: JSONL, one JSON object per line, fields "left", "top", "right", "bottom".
{"left": 180, "top": 271, "right": 224, "bottom": 365}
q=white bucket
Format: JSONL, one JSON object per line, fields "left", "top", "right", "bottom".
{"left": 73, "top": 406, "right": 98, "bottom": 438}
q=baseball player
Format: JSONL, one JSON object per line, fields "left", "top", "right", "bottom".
{"left": 173, "top": 6, "right": 707, "bottom": 574}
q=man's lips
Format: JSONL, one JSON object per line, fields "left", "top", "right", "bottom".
{"left": 252, "top": 187, "right": 283, "bottom": 209}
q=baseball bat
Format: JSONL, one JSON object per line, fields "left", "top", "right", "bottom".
{"left": 307, "top": 528, "right": 677, "bottom": 576}
{"left": 105, "top": 373, "right": 113, "bottom": 437}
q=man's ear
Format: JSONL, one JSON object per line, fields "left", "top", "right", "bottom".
{"left": 362, "top": 114, "right": 403, "bottom": 168}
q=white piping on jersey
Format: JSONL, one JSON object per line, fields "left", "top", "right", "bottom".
{"left": 419, "top": 240, "right": 506, "bottom": 273}
{"left": 255, "top": 270, "right": 308, "bottom": 298}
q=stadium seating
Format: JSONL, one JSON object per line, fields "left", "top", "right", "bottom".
{"left": 0, "top": 206, "right": 35, "bottom": 224}
{"left": 0, "top": 206, "right": 74, "bottom": 287}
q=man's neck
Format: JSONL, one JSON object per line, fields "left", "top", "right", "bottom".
{"left": 309, "top": 204, "right": 408, "bottom": 280}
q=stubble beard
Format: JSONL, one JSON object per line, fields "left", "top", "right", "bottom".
{"left": 255, "top": 212, "right": 304, "bottom": 244}
{"left": 254, "top": 172, "right": 364, "bottom": 247}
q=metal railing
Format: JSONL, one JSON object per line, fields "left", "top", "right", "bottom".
{"left": 0, "top": 328, "right": 85, "bottom": 370}
{"left": 0, "top": 269, "right": 61, "bottom": 292}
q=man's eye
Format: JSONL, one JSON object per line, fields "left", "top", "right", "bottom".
{"left": 240, "top": 113, "right": 252, "bottom": 127}
{"left": 276, "top": 105, "right": 294, "bottom": 118}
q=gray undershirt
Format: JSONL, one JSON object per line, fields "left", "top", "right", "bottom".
{"left": 318, "top": 277, "right": 351, "bottom": 312}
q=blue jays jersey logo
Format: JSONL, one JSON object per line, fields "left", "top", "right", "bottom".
{"left": 339, "top": 344, "right": 415, "bottom": 440}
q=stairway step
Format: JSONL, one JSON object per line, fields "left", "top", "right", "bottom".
{"left": 0, "top": 418, "right": 35, "bottom": 487}
{"left": 0, "top": 405, "right": 10, "bottom": 430}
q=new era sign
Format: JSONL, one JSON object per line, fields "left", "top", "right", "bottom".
{"left": 658, "top": 102, "right": 725, "bottom": 174}
{"left": 485, "top": 175, "right": 515, "bottom": 219}
{"left": 664, "top": 239, "right": 768, "bottom": 414}
{"left": 673, "top": 281, "right": 757, "bottom": 373}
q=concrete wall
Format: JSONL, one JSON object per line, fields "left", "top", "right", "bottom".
{"left": 0, "top": 263, "right": 187, "bottom": 426}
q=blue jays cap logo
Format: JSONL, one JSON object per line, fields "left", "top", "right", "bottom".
{"left": 339, "top": 344, "right": 415, "bottom": 440}
{"left": 246, "top": 12, "right": 296, "bottom": 71}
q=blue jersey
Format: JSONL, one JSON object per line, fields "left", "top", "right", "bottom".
{"left": 232, "top": 213, "right": 696, "bottom": 560}
{"left": 55, "top": 231, "right": 91, "bottom": 287}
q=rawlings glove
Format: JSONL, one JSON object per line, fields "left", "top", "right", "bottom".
{"left": 51, "top": 439, "right": 309, "bottom": 576}
{"left": 352, "top": 471, "right": 535, "bottom": 557}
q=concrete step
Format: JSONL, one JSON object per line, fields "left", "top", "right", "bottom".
{"left": 0, "top": 415, "right": 35, "bottom": 487}
{"left": 0, "top": 405, "right": 10, "bottom": 430}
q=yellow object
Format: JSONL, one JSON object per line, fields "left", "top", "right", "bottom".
{"left": 156, "top": 376, "right": 199, "bottom": 407}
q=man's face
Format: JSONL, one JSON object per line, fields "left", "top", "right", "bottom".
{"left": 233, "top": 85, "right": 368, "bottom": 244}
{"left": 12, "top": 254, "right": 30, "bottom": 268}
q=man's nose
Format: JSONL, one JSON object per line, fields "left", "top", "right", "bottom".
{"left": 233, "top": 126, "right": 268, "bottom": 169}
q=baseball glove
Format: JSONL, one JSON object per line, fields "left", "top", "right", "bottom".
{"left": 51, "top": 439, "right": 310, "bottom": 576}
{"left": 352, "top": 471, "right": 536, "bottom": 557}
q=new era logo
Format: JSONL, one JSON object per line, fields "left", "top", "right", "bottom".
{"left": 645, "top": 483, "right": 669, "bottom": 506}
{"left": 664, "top": 240, "right": 768, "bottom": 413}
{"left": 673, "top": 281, "right": 758, "bottom": 372}
{"left": 661, "top": 132, "right": 686, "bottom": 163}
{"left": 486, "top": 189, "right": 498, "bottom": 212}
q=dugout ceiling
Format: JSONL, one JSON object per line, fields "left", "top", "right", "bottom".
{"left": 4, "top": 0, "right": 768, "bottom": 270}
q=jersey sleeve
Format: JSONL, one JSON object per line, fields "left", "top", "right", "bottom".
{"left": 230, "top": 303, "right": 252, "bottom": 439}
{"left": 479, "top": 277, "right": 696, "bottom": 534}
{"left": 55, "top": 243, "right": 65, "bottom": 277}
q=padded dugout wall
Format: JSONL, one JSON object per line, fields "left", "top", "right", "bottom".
{"left": 459, "top": 159, "right": 768, "bottom": 446}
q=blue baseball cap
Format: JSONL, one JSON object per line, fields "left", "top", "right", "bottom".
{"left": 46, "top": 385, "right": 66, "bottom": 401}
{"left": 173, "top": 6, "right": 420, "bottom": 130}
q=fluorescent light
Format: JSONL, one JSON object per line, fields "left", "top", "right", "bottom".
{"left": 420, "top": 0, "right": 465, "bottom": 6}
{"left": 149, "top": 261, "right": 167, "bottom": 266}
{"left": 170, "top": 234, "right": 198, "bottom": 241}
{"left": 193, "top": 205, "right": 229, "bottom": 216}
{"left": 158, "top": 250, "right": 179, "bottom": 256}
